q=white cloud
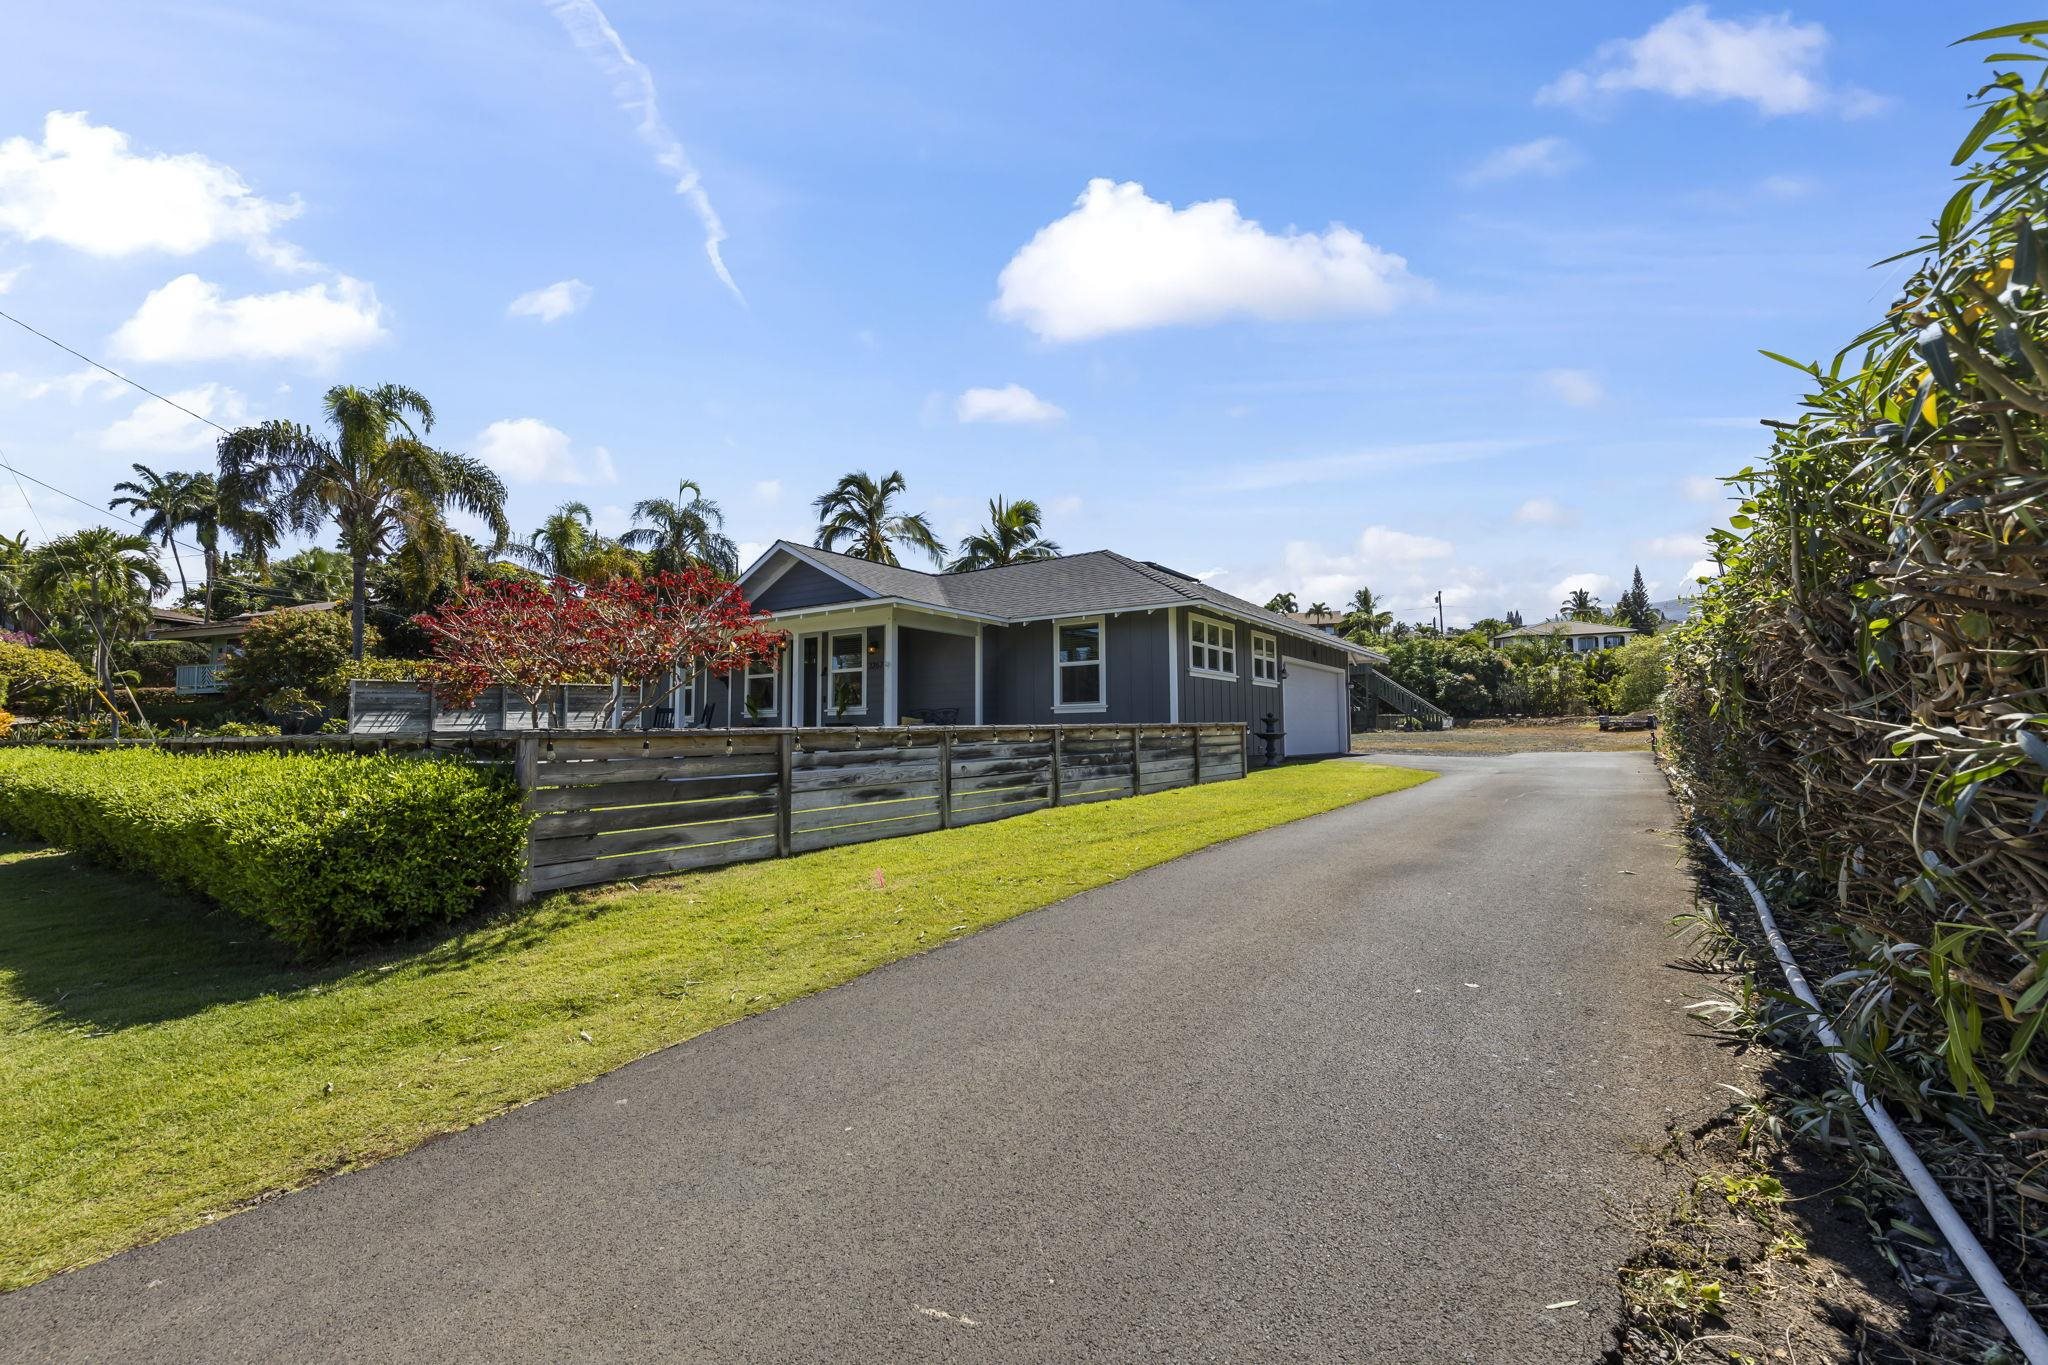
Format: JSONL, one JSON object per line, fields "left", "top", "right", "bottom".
{"left": 993, "top": 178, "right": 1423, "bottom": 342}
{"left": 1513, "top": 496, "right": 1576, "bottom": 527}
{"left": 0, "top": 366, "right": 123, "bottom": 403}
{"left": 1685, "top": 557, "right": 1720, "bottom": 583}
{"left": 955, "top": 383, "right": 1065, "bottom": 425}
{"left": 507, "top": 278, "right": 591, "bottom": 322}
{"left": 0, "top": 111, "right": 303, "bottom": 261}
{"left": 1642, "top": 532, "right": 1704, "bottom": 559}
{"left": 98, "top": 383, "right": 246, "bottom": 453}
{"left": 474, "top": 417, "right": 615, "bottom": 485}
{"left": 1538, "top": 6, "right": 1876, "bottom": 118}
{"left": 1682, "top": 474, "right": 1723, "bottom": 502}
{"left": 751, "top": 479, "right": 781, "bottom": 503}
{"left": 1461, "top": 136, "right": 1579, "bottom": 187}
{"left": 546, "top": 0, "right": 742, "bottom": 301}
{"left": 0, "top": 264, "right": 21, "bottom": 293}
{"left": 110, "top": 272, "right": 386, "bottom": 367}
{"left": 1537, "top": 368, "right": 1604, "bottom": 407}
{"left": 1550, "top": 571, "right": 1617, "bottom": 604}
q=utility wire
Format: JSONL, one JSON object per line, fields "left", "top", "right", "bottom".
{"left": 0, "top": 306, "right": 233, "bottom": 434}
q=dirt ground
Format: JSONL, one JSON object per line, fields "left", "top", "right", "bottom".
{"left": 1352, "top": 721, "right": 1657, "bottom": 755}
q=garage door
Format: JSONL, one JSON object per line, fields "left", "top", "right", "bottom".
{"left": 1282, "top": 659, "right": 1347, "bottom": 757}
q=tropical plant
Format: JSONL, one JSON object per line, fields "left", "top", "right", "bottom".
{"left": 217, "top": 384, "right": 511, "bottom": 659}
{"left": 1559, "top": 588, "right": 1602, "bottom": 621}
{"left": 813, "top": 470, "right": 943, "bottom": 566}
{"left": 1381, "top": 638, "right": 1512, "bottom": 717}
{"left": 1343, "top": 586, "right": 1394, "bottom": 638}
{"left": 0, "top": 530, "right": 37, "bottom": 634}
{"left": 270, "top": 547, "right": 353, "bottom": 603}
{"left": 0, "top": 638, "right": 96, "bottom": 710}
{"left": 945, "top": 496, "right": 1062, "bottom": 571}
{"left": 1307, "top": 600, "right": 1331, "bottom": 619}
{"left": 18, "top": 529, "right": 168, "bottom": 691}
{"left": 507, "top": 501, "right": 641, "bottom": 584}
{"left": 623, "top": 479, "right": 738, "bottom": 576}
{"left": 107, "top": 464, "right": 206, "bottom": 605}
{"left": 1264, "top": 592, "right": 1299, "bottom": 614}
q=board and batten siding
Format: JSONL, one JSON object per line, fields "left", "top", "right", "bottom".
{"left": 899, "top": 628, "right": 976, "bottom": 720}
{"left": 981, "top": 611, "right": 1170, "bottom": 725}
{"left": 750, "top": 561, "right": 861, "bottom": 612}
{"left": 1175, "top": 609, "right": 1355, "bottom": 735}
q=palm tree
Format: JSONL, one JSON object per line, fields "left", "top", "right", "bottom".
{"left": 1264, "top": 591, "right": 1299, "bottom": 614}
{"left": 945, "top": 496, "right": 1062, "bottom": 572}
{"left": 623, "top": 479, "right": 738, "bottom": 576}
{"left": 1560, "top": 588, "right": 1601, "bottom": 621}
{"left": 1307, "top": 600, "right": 1331, "bottom": 619}
{"left": 812, "top": 470, "right": 943, "bottom": 566}
{"left": 20, "top": 528, "right": 167, "bottom": 689}
{"left": 271, "top": 546, "right": 353, "bottom": 603}
{"left": 217, "top": 384, "right": 510, "bottom": 658}
{"left": 107, "top": 464, "right": 206, "bottom": 604}
{"left": 0, "top": 530, "right": 41, "bottom": 635}
{"left": 1344, "top": 586, "right": 1393, "bottom": 637}
{"left": 507, "top": 502, "right": 642, "bottom": 583}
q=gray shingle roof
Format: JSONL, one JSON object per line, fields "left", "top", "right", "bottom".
{"left": 754, "top": 541, "right": 1383, "bottom": 659}
{"left": 1494, "top": 619, "right": 1638, "bottom": 639}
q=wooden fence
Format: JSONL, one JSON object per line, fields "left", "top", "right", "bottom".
{"left": 516, "top": 723, "right": 1248, "bottom": 897}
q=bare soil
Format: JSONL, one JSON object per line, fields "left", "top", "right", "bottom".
{"left": 1353, "top": 722, "right": 1655, "bottom": 755}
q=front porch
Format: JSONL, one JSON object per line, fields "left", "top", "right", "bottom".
{"left": 749, "top": 602, "right": 987, "bottom": 728}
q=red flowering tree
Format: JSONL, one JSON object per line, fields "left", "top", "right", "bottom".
{"left": 412, "top": 569, "right": 782, "bottom": 730}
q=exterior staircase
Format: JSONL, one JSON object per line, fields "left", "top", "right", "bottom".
{"left": 1353, "top": 666, "right": 1454, "bottom": 732}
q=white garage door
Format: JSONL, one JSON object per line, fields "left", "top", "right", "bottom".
{"left": 1282, "top": 659, "right": 1347, "bottom": 757}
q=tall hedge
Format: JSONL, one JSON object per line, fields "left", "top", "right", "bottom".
{"left": 0, "top": 747, "right": 526, "bottom": 954}
{"left": 1663, "top": 26, "right": 2048, "bottom": 1277}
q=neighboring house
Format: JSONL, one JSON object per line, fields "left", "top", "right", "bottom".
{"left": 690, "top": 542, "right": 1383, "bottom": 758}
{"left": 1490, "top": 620, "right": 1639, "bottom": 654}
{"left": 1287, "top": 610, "right": 1346, "bottom": 636}
{"left": 151, "top": 600, "right": 344, "bottom": 694}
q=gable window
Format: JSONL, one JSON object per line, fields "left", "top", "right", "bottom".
{"left": 1251, "top": 631, "right": 1278, "bottom": 686}
{"left": 828, "top": 631, "right": 867, "bottom": 716}
{"left": 1053, "top": 616, "right": 1106, "bottom": 712}
{"left": 1188, "top": 614, "right": 1237, "bottom": 679}
{"left": 744, "top": 655, "right": 780, "bottom": 719}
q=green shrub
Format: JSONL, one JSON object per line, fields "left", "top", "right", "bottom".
{"left": 0, "top": 747, "right": 527, "bottom": 954}
{"left": 0, "top": 640, "right": 95, "bottom": 710}
{"left": 114, "top": 640, "right": 208, "bottom": 686}
{"left": 216, "top": 608, "right": 371, "bottom": 704}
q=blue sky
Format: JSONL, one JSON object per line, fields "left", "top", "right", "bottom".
{"left": 0, "top": 1, "right": 2014, "bottom": 624}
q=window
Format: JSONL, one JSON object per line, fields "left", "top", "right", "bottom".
{"left": 1053, "top": 616, "right": 1105, "bottom": 711}
{"left": 1188, "top": 614, "right": 1236, "bottom": 678}
{"left": 1603, "top": 635, "right": 1625, "bottom": 650}
{"left": 670, "top": 667, "right": 696, "bottom": 721}
{"left": 744, "top": 655, "right": 780, "bottom": 718}
{"left": 828, "top": 630, "right": 867, "bottom": 716}
{"left": 1251, "top": 631, "right": 1278, "bottom": 686}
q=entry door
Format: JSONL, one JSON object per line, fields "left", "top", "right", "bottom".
{"left": 1282, "top": 659, "right": 1347, "bottom": 756}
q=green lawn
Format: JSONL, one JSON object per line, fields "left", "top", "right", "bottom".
{"left": 0, "top": 759, "right": 1430, "bottom": 1291}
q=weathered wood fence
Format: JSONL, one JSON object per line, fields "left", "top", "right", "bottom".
{"left": 350, "top": 680, "right": 626, "bottom": 735}
{"left": 517, "top": 723, "right": 1248, "bottom": 897}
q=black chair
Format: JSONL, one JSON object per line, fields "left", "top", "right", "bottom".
{"left": 687, "top": 700, "right": 720, "bottom": 730}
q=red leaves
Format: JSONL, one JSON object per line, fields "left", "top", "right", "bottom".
{"left": 410, "top": 569, "right": 783, "bottom": 725}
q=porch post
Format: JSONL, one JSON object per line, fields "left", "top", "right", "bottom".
{"left": 972, "top": 625, "right": 985, "bottom": 725}
{"left": 883, "top": 618, "right": 900, "bottom": 726}
{"left": 790, "top": 634, "right": 804, "bottom": 729}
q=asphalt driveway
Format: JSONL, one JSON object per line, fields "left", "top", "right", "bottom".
{"left": 3, "top": 751, "right": 1730, "bottom": 1363}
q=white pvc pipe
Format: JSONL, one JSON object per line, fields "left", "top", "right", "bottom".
{"left": 1696, "top": 827, "right": 2048, "bottom": 1364}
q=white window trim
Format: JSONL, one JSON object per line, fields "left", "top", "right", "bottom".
{"left": 744, "top": 655, "right": 781, "bottom": 719}
{"left": 1187, "top": 613, "right": 1238, "bottom": 681}
{"left": 669, "top": 666, "right": 697, "bottom": 721}
{"left": 827, "top": 630, "right": 868, "bottom": 716}
{"left": 1051, "top": 614, "right": 1108, "bottom": 713}
{"left": 1251, "top": 631, "right": 1279, "bottom": 687}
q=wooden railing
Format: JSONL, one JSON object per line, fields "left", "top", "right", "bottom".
{"left": 174, "top": 662, "right": 225, "bottom": 695}
{"left": 514, "top": 723, "right": 1249, "bottom": 898}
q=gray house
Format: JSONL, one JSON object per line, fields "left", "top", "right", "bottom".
{"left": 678, "top": 541, "right": 1382, "bottom": 758}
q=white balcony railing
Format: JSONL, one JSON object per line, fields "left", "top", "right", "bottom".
{"left": 174, "top": 662, "right": 225, "bottom": 695}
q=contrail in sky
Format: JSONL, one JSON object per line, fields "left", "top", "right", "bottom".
{"left": 546, "top": 0, "right": 744, "bottom": 303}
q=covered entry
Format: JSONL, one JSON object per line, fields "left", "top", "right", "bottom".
{"left": 1281, "top": 658, "right": 1348, "bottom": 756}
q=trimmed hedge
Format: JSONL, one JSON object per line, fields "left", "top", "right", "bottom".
{"left": 0, "top": 747, "right": 527, "bottom": 954}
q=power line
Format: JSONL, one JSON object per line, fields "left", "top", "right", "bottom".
{"left": 0, "top": 306, "right": 235, "bottom": 435}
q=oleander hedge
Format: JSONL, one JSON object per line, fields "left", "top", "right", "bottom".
{"left": 0, "top": 747, "right": 527, "bottom": 954}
